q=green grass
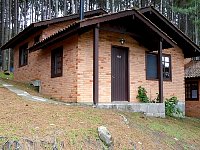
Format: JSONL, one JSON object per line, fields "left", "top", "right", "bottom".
{"left": 146, "top": 117, "right": 200, "bottom": 141}
{"left": 0, "top": 71, "right": 14, "bottom": 80}
{"left": 121, "top": 112, "right": 200, "bottom": 149}
{"left": 65, "top": 128, "right": 100, "bottom": 148}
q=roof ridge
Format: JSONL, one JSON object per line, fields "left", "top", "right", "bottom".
{"left": 29, "top": 8, "right": 177, "bottom": 52}
{"left": 35, "top": 8, "right": 107, "bottom": 26}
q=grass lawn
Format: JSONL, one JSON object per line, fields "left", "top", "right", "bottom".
{"left": 0, "top": 79, "right": 200, "bottom": 149}
{"left": 0, "top": 71, "right": 14, "bottom": 80}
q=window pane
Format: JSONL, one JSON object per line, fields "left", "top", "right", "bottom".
{"left": 165, "top": 57, "right": 169, "bottom": 62}
{"left": 51, "top": 47, "right": 63, "bottom": 77}
{"left": 19, "top": 43, "right": 28, "bottom": 67}
{"left": 192, "top": 90, "right": 198, "bottom": 98}
{"left": 147, "top": 54, "right": 158, "bottom": 79}
{"left": 186, "top": 81, "right": 199, "bottom": 100}
{"left": 165, "top": 62, "right": 169, "bottom": 67}
{"left": 162, "top": 55, "right": 170, "bottom": 79}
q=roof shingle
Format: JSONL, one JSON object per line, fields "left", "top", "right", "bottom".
{"left": 185, "top": 61, "right": 200, "bottom": 78}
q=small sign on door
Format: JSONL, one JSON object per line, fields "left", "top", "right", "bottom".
{"left": 117, "top": 55, "right": 121, "bottom": 59}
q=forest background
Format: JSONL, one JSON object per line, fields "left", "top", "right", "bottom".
{"left": 0, "top": 0, "right": 199, "bottom": 70}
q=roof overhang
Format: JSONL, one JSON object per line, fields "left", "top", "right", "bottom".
{"left": 139, "top": 6, "right": 200, "bottom": 58}
{"left": 1, "top": 24, "right": 47, "bottom": 50}
{"left": 1, "top": 9, "right": 107, "bottom": 50}
{"left": 29, "top": 9, "right": 176, "bottom": 52}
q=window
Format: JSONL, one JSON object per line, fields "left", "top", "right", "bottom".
{"left": 146, "top": 53, "right": 171, "bottom": 80}
{"left": 162, "top": 55, "right": 171, "bottom": 80}
{"left": 51, "top": 47, "right": 63, "bottom": 78}
{"left": 185, "top": 81, "right": 199, "bottom": 101}
{"left": 19, "top": 43, "right": 28, "bottom": 67}
{"left": 34, "top": 35, "right": 40, "bottom": 44}
{"left": 146, "top": 53, "right": 158, "bottom": 79}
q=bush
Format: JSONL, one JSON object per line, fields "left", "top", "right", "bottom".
{"left": 165, "top": 96, "right": 183, "bottom": 117}
{"left": 136, "top": 86, "right": 149, "bottom": 103}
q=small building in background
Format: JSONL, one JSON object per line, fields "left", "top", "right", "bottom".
{"left": 185, "top": 59, "right": 200, "bottom": 118}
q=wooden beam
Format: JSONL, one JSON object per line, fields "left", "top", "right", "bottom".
{"left": 133, "top": 12, "right": 176, "bottom": 48}
{"left": 93, "top": 23, "right": 99, "bottom": 105}
{"left": 99, "top": 27, "right": 142, "bottom": 39}
{"left": 158, "top": 39, "right": 163, "bottom": 103}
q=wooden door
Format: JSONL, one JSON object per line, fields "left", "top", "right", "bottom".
{"left": 111, "top": 46, "right": 129, "bottom": 101}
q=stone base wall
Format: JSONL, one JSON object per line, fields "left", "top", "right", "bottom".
{"left": 97, "top": 103, "right": 165, "bottom": 117}
{"left": 176, "top": 101, "right": 185, "bottom": 115}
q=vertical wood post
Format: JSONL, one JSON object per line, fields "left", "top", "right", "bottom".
{"left": 158, "top": 39, "right": 163, "bottom": 103}
{"left": 93, "top": 24, "right": 99, "bottom": 105}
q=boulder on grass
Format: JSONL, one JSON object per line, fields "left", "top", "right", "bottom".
{"left": 98, "top": 126, "right": 113, "bottom": 147}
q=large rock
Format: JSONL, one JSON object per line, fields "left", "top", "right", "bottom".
{"left": 98, "top": 126, "right": 113, "bottom": 146}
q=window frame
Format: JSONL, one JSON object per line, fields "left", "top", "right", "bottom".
{"left": 146, "top": 53, "right": 158, "bottom": 80}
{"left": 51, "top": 47, "right": 63, "bottom": 78}
{"left": 162, "top": 54, "right": 172, "bottom": 81}
{"left": 19, "top": 43, "right": 28, "bottom": 67}
{"left": 146, "top": 52, "right": 172, "bottom": 81}
{"left": 185, "top": 81, "right": 199, "bottom": 101}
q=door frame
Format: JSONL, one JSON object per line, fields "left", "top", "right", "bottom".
{"left": 111, "top": 45, "right": 130, "bottom": 102}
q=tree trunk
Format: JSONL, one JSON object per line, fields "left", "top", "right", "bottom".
{"left": 23, "top": 0, "right": 27, "bottom": 28}
{"left": 71, "top": 0, "right": 75, "bottom": 14}
{"left": 49, "top": 0, "right": 52, "bottom": 19}
{"left": 195, "top": 0, "right": 198, "bottom": 45}
{"left": 185, "top": 13, "right": 188, "bottom": 36}
{"left": 64, "top": 0, "right": 67, "bottom": 15}
{"left": 160, "top": 0, "right": 163, "bottom": 12}
{"left": 55, "top": 0, "right": 59, "bottom": 17}
{"left": 86, "top": 0, "right": 89, "bottom": 11}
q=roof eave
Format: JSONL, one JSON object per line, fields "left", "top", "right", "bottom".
{"left": 1, "top": 24, "right": 35, "bottom": 50}
{"left": 29, "top": 23, "right": 81, "bottom": 52}
{"left": 139, "top": 6, "right": 200, "bottom": 54}
{"left": 1, "top": 9, "right": 108, "bottom": 50}
{"left": 30, "top": 9, "right": 177, "bottom": 53}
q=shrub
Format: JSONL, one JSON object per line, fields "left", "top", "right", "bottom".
{"left": 136, "top": 86, "right": 149, "bottom": 103}
{"left": 165, "top": 96, "right": 183, "bottom": 117}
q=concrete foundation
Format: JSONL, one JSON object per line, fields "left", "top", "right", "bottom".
{"left": 97, "top": 102, "right": 165, "bottom": 118}
{"left": 176, "top": 101, "right": 185, "bottom": 115}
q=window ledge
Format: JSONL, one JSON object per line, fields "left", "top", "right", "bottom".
{"left": 146, "top": 78, "right": 172, "bottom": 82}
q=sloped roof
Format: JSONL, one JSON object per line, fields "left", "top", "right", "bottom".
{"left": 1, "top": 9, "right": 107, "bottom": 50}
{"left": 185, "top": 61, "right": 200, "bottom": 78}
{"left": 28, "top": 7, "right": 200, "bottom": 58}
{"left": 2, "top": 6, "right": 200, "bottom": 59}
{"left": 29, "top": 8, "right": 177, "bottom": 52}
{"left": 139, "top": 6, "right": 200, "bottom": 58}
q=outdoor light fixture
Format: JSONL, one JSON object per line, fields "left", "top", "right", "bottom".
{"left": 119, "top": 38, "right": 125, "bottom": 45}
